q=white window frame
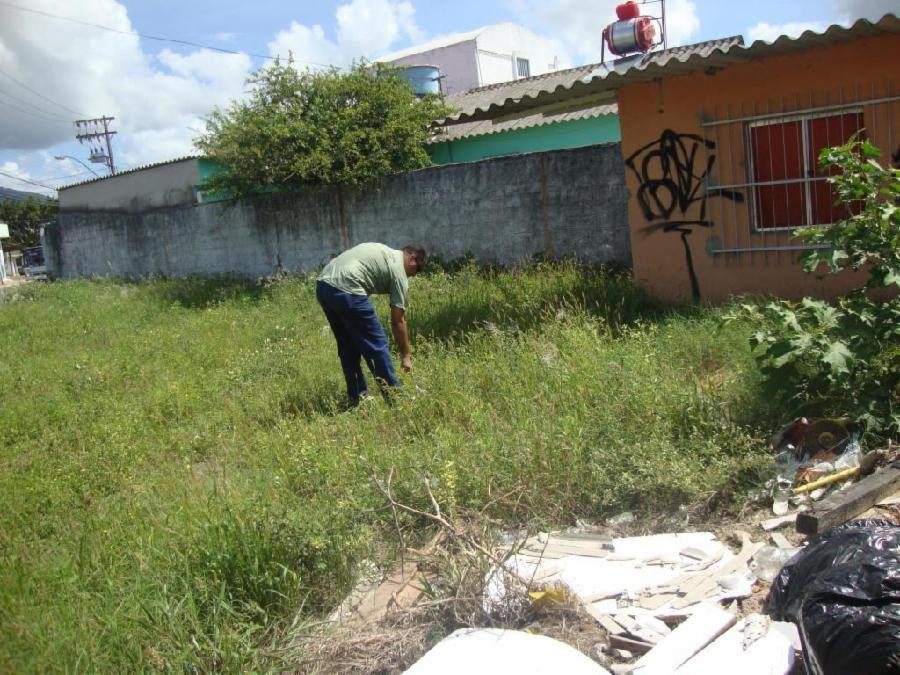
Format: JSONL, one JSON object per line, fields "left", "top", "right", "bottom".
{"left": 746, "top": 107, "right": 863, "bottom": 232}
{"left": 516, "top": 57, "right": 530, "bottom": 79}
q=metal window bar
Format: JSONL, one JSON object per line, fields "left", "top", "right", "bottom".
{"left": 700, "top": 94, "right": 900, "bottom": 128}
{"left": 704, "top": 85, "right": 897, "bottom": 255}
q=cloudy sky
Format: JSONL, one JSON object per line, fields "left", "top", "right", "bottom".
{"left": 0, "top": 0, "right": 894, "bottom": 196}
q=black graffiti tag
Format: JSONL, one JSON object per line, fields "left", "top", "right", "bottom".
{"left": 625, "top": 129, "right": 744, "bottom": 231}
{"left": 624, "top": 129, "right": 744, "bottom": 300}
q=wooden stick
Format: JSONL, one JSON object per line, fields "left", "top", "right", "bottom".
{"left": 791, "top": 467, "right": 859, "bottom": 495}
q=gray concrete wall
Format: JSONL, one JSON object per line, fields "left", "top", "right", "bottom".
{"left": 46, "top": 144, "right": 630, "bottom": 279}
{"left": 58, "top": 158, "right": 201, "bottom": 213}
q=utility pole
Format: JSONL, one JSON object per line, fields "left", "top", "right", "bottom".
{"left": 73, "top": 116, "right": 117, "bottom": 174}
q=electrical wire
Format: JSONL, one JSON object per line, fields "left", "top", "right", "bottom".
{"left": 0, "top": 169, "right": 57, "bottom": 191}
{"left": 0, "top": 67, "right": 87, "bottom": 117}
{"left": 0, "top": 96, "right": 71, "bottom": 123}
{"left": 0, "top": 86, "right": 73, "bottom": 121}
{"left": 0, "top": 0, "right": 337, "bottom": 69}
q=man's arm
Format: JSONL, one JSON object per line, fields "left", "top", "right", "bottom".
{"left": 390, "top": 305, "right": 412, "bottom": 372}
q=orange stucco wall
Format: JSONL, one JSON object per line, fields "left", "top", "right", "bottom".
{"left": 618, "top": 33, "right": 900, "bottom": 303}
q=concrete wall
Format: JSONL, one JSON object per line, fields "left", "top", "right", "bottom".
{"left": 47, "top": 144, "right": 630, "bottom": 279}
{"left": 59, "top": 158, "right": 201, "bottom": 213}
{"left": 618, "top": 33, "right": 900, "bottom": 303}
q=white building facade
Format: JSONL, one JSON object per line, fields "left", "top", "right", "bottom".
{"left": 379, "top": 23, "right": 563, "bottom": 95}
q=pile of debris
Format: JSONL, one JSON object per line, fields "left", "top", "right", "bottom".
{"left": 766, "top": 417, "right": 900, "bottom": 532}
{"left": 282, "top": 426, "right": 899, "bottom": 674}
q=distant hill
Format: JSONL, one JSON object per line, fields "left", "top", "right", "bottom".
{"left": 0, "top": 186, "right": 51, "bottom": 202}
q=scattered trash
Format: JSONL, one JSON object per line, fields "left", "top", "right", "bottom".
{"left": 673, "top": 614, "right": 795, "bottom": 675}
{"left": 488, "top": 530, "right": 760, "bottom": 627}
{"left": 328, "top": 561, "right": 431, "bottom": 625}
{"left": 607, "top": 511, "right": 636, "bottom": 527}
{"left": 403, "top": 628, "right": 611, "bottom": 674}
{"left": 767, "top": 417, "right": 869, "bottom": 515}
{"left": 796, "top": 460, "right": 900, "bottom": 534}
{"left": 771, "top": 417, "right": 810, "bottom": 458}
{"left": 750, "top": 545, "right": 801, "bottom": 584}
{"left": 631, "top": 603, "right": 736, "bottom": 674}
{"left": 766, "top": 520, "right": 900, "bottom": 675}
{"left": 791, "top": 466, "right": 858, "bottom": 495}
{"left": 759, "top": 509, "right": 807, "bottom": 531}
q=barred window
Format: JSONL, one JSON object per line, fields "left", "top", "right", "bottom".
{"left": 748, "top": 110, "right": 864, "bottom": 230}
{"left": 516, "top": 57, "right": 530, "bottom": 78}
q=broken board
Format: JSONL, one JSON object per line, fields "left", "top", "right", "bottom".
{"left": 632, "top": 604, "right": 736, "bottom": 674}
{"left": 796, "top": 464, "right": 900, "bottom": 535}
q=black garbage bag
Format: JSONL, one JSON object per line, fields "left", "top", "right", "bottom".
{"left": 766, "top": 519, "right": 900, "bottom": 675}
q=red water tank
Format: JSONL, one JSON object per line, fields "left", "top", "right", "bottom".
{"left": 615, "top": 1, "right": 641, "bottom": 21}
{"left": 604, "top": 16, "right": 658, "bottom": 55}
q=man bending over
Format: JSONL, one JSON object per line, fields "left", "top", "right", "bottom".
{"left": 316, "top": 242, "right": 426, "bottom": 405}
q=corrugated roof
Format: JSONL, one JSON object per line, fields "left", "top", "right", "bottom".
{"left": 430, "top": 102, "right": 617, "bottom": 143}
{"left": 441, "top": 62, "right": 604, "bottom": 117}
{"left": 441, "top": 13, "right": 900, "bottom": 125}
{"left": 57, "top": 155, "right": 201, "bottom": 190}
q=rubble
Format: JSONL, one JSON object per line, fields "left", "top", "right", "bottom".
{"left": 403, "top": 628, "right": 611, "bottom": 674}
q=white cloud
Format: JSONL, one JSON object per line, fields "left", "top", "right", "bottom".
{"left": 833, "top": 0, "right": 897, "bottom": 22}
{"left": 0, "top": 0, "right": 252, "bottom": 170}
{"left": 0, "top": 160, "right": 57, "bottom": 196}
{"left": 268, "top": 22, "right": 344, "bottom": 68}
{"left": 747, "top": 21, "right": 828, "bottom": 43}
{"left": 268, "top": 0, "right": 425, "bottom": 68}
{"left": 0, "top": 0, "right": 435, "bottom": 182}
{"left": 337, "top": 0, "right": 422, "bottom": 57}
{"left": 505, "top": 0, "right": 700, "bottom": 64}
{"left": 665, "top": 0, "right": 701, "bottom": 47}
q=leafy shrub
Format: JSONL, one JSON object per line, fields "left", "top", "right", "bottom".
{"left": 733, "top": 141, "right": 900, "bottom": 435}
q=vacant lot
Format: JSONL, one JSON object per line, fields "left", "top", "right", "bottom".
{"left": 0, "top": 264, "right": 778, "bottom": 672}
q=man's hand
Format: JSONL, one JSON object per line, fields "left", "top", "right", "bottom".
{"left": 390, "top": 306, "right": 413, "bottom": 374}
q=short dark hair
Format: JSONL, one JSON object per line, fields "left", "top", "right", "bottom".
{"left": 403, "top": 244, "right": 427, "bottom": 267}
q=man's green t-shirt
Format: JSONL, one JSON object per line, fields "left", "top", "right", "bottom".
{"left": 318, "top": 243, "right": 409, "bottom": 309}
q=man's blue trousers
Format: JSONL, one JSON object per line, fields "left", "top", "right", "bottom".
{"left": 316, "top": 280, "right": 400, "bottom": 404}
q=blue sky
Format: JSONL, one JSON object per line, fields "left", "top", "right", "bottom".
{"left": 0, "top": 0, "right": 894, "bottom": 196}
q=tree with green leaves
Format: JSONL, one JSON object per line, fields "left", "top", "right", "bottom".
{"left": 0, "top": 197, "right": 57, "bottom": 249}
{"left": 195, "top": 61, "right": 453, "bottom": 200}
{"left": 729, "top": 140, "right": 900, "bottom": 437}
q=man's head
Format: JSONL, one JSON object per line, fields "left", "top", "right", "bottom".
{"left": 402, "top": 244, "right": 427, "bottom": 277}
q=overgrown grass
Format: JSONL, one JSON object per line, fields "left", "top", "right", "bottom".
{"left": 0, "top": 263, "right": 778, "bottom": 672}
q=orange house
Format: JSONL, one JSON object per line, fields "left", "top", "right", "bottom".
{"left": 442, "top": 15, "right": 900, "bottom": 302}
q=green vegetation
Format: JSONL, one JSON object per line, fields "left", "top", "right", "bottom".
{"left": 195, "top": 61, "right": 452, "bottom": 200}
{"left": 732, "top": 141, "right": 900, "bottom": 437}
{"left": 1, "top": 264, "right": 777, "bottom": 672}
{"left": 0, "top": 197, "right": 57, "bottom": 248}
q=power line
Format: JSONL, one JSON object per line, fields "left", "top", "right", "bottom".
{"left": 0, "top": 96, "right": 70, "bottom": 124}
{"left": 0, "top": 0, "right": 336, "bottom": 69}
{"left": 0, "top": 86, "right": 73, "bottom": 121}
{"left": 0, "top": 67, "right": 87, "bottom": 116}
{"left": 0, "top": 169, "right": 57, "bottom": 191}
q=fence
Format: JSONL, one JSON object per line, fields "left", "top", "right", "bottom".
{"left": 47, "top": 143, "right": 631, "bottom": 280}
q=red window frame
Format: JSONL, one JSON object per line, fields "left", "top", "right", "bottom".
{"left": 747, "top": 110, "right": 864, "bottom": 230}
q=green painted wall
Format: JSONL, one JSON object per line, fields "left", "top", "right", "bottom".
{"left": 427, "top": 114, "right": 621, "bottom": 165}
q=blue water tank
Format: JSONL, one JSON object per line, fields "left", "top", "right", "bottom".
{"left": 400, "top": 65, "right": 442, "bottom": 97}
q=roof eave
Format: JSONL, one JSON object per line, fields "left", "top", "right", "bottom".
{"left": 440, "top": 13, "right": 900, "bottom": 126}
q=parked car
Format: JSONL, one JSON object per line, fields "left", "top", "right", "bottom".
{"left": 22, "top": 246, "right": 47, "bottom": 279}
